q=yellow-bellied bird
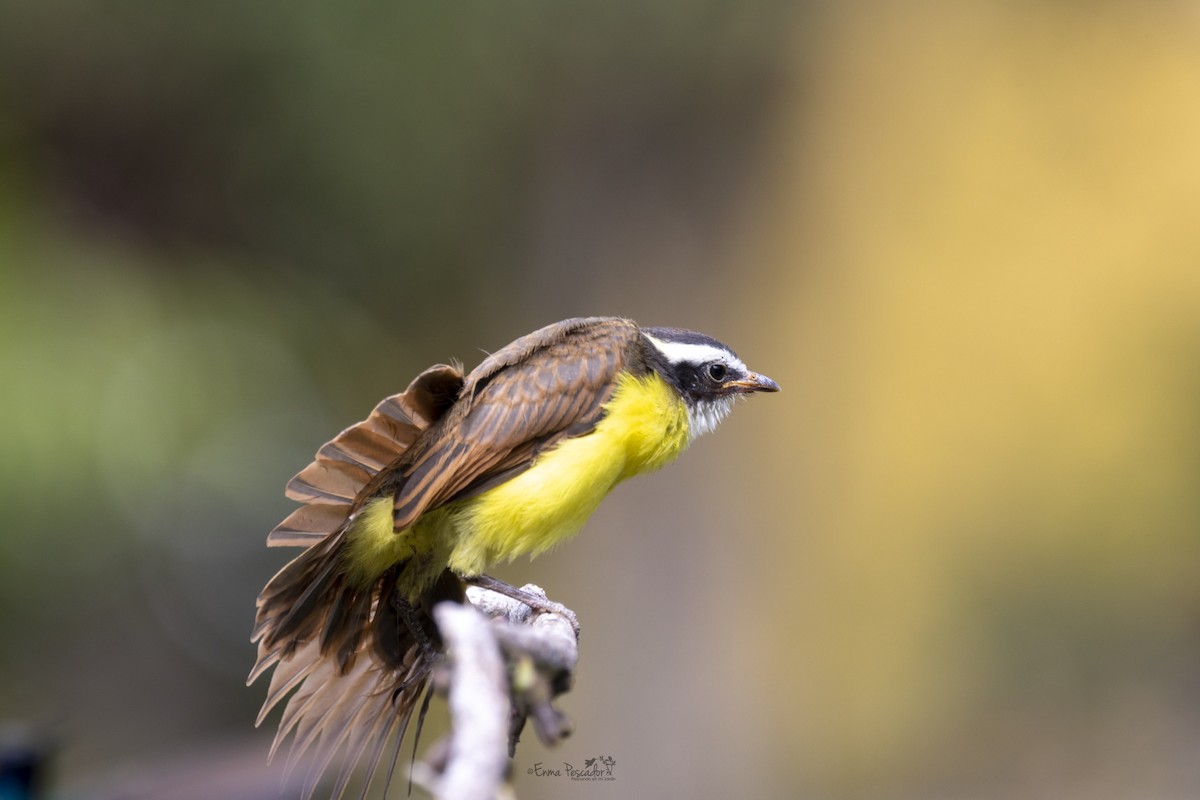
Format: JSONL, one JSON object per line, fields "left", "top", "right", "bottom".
{"left": 249, "top": 317, "right": 779, "bottom": 796}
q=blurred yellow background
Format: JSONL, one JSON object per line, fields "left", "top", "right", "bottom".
{"left": 2, "top": 1, "right": 1199, "bottom": 798}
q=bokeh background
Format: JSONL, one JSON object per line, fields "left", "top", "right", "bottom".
{"left": 3, "top": 1, "right": 1200, "bottom": 798}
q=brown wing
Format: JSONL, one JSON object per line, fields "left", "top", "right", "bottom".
{"left": 266, "top": 363, "right": 464, "bottom": 547}
{"left": 386, "top": 317, "right": 642, "bottom": 529}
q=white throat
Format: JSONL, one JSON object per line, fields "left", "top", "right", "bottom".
{"left": 686, "top": 395, "right": 737, "bottom": 440}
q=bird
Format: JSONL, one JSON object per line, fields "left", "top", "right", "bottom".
{"left": 248, "top": 316, "right": 779, "bottom": 797}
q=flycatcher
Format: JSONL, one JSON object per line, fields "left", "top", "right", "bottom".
{"left": 250, "top": 316, "right": 778, "bottom": 796}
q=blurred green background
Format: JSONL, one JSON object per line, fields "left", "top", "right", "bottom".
{"left": 2, "top": 1, "right": 1200, "bottom": 798}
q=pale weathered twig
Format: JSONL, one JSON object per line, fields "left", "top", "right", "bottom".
{"left": 428, "top": 602, "right": 510, "bottom": 800}
{"left": 413, "top": 585, "right": 580, "bottom": 800}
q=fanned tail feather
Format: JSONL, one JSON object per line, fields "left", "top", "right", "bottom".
{"left": 253, "top": 573, "right": 464, "bottom": 800}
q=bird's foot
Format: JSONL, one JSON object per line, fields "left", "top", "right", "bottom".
{"left": 464, "top": 574, "right": 581, "bottom": 638}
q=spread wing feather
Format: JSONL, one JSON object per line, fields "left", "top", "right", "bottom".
{"left": 268, "top": 364, "right": 465, "bottom": 546}
{"left": 268, "top": 504, "right": 349, "bottom": 548}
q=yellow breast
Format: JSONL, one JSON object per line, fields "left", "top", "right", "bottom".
{"left": 447, "top": 371, "right": 690, "bottom": 575}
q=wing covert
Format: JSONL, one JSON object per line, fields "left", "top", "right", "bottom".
{"left": 389, "top": 318, "right": 640, "bottom": 528}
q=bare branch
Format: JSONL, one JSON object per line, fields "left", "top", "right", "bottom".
{"left": 430, "top": 603, "right": 510, "bottom": 800}
{"left": 415, "top": 585, "right": 580, "bottom": 800}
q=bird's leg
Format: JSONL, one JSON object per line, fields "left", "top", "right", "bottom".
{"left": 391, "top": 592, "right": 441, "bottom": 670}
{"left": 465, "top": 574, "right": 580, "bottom": 637}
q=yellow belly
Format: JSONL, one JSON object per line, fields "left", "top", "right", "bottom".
{"left": 447, "top": 371, "right": 690, "bottom": 575}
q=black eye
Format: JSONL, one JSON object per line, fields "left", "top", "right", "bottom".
{"left": 707, "top": 363, "right": 727, "bottom": 382}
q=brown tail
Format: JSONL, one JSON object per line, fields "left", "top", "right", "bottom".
{"left": 251, "top": 567, "right": 463, "bottom": 799}
{"left": 249, "top": 364, "right": 465, "bottom": 798}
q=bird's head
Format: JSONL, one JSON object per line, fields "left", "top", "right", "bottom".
{"left": 642, "top": 326, "right": 780, "bottom": 439}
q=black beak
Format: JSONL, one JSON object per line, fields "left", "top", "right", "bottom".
{"left": 727, "top": 372, "right": 781, "bottom": 394}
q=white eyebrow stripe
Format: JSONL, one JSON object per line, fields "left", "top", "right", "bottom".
{"left": 644, "top": 334, "right": 746, "bottom": 371}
